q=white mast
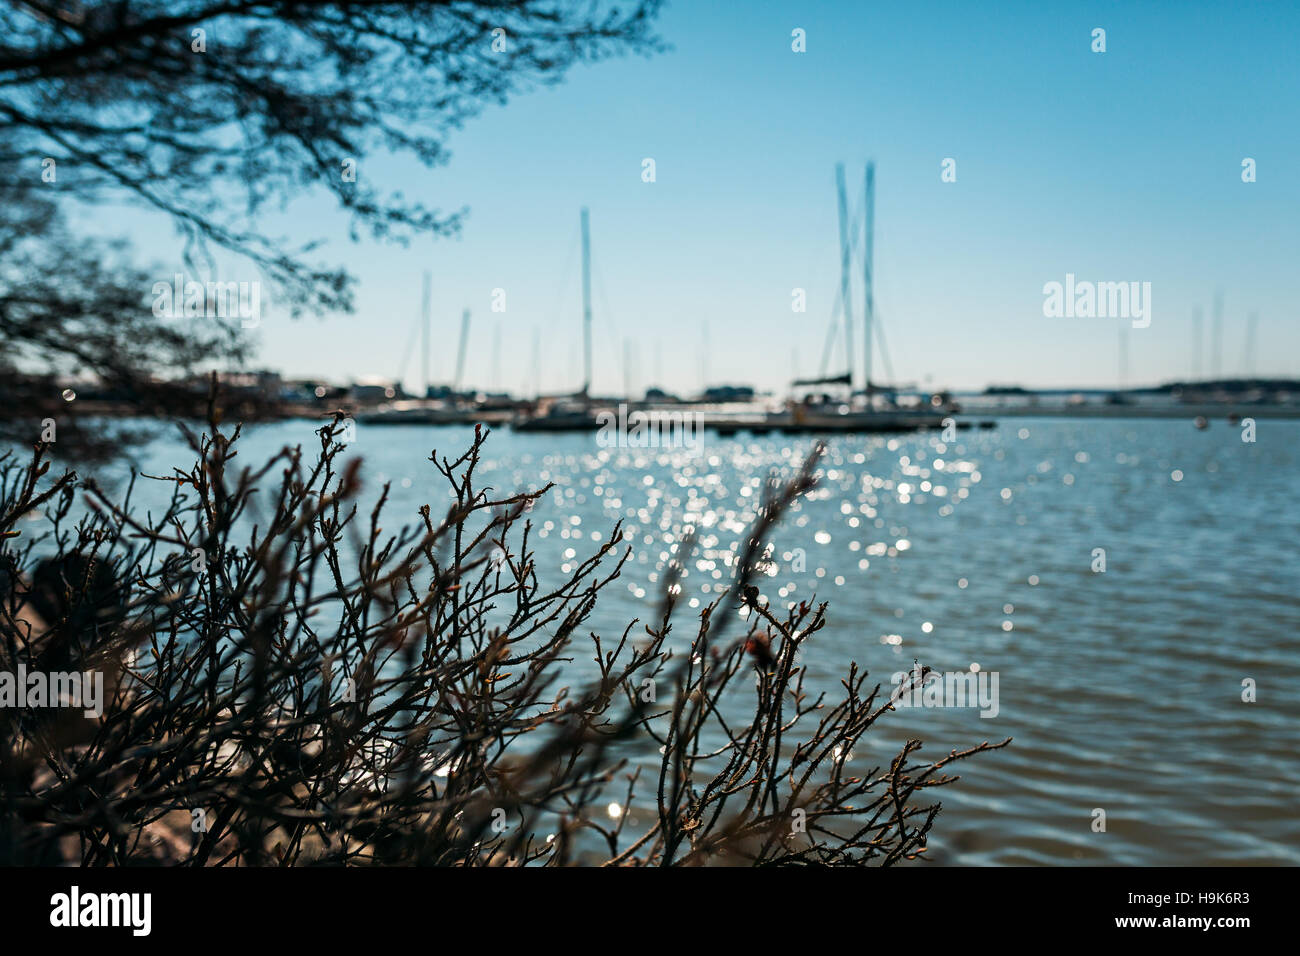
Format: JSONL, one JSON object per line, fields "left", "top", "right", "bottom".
{"left": 1192, "top": 307, "right": 1203, "bottom": 381}
{"left": 453, "top": 309, "right": 470, "bottom": 393}
{"left": 863, "top": 162, "right": 875, "bottom": 397}
{"left": 835, "top": 163, "right": 855, "bottom": 388}
{"left": 581, "top": 207, "right": 593, "bottom": 396}
{"left": 420, "top": 270, "right": 432, "bottom": 398}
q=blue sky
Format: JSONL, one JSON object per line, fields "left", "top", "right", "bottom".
{"left": 114, "top": 1, "right": 1300, "bottom": 394}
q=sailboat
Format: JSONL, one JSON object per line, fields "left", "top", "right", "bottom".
{"left": 358, "top": 283, "right": 515, "bottom": 425}
{"left": 780, "top": 162, "right": 955, "bottom": 433}
{"left": 513, "top": 207, "right": 608, "bottom": 432}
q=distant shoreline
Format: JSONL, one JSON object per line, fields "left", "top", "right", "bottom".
{"left": 54, "top": 400, "right": 1300, "bottom": 427}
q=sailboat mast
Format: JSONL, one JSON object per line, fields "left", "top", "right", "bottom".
{"left": 623, "top": 337, "right": 632, "bottom": 399}
{"left": 580, "top": 207, "right": 593, "bottom": 397}
{"left": 1211, "top": 290, "right": 1224, "bottom": 381}
{"left": 1192, "top": 307, "right": 1203, "bottom": 381}
{"left": 492, "top": 322, "right": 501, "bottom": 393}
{"left": 532, "top": 327, "right": 541, "bottom": 399}
{"left": 863, "top": 162, "right": 875, "bottom": 397}
{"left": 453, "top": 308, "right": 470, "bottom": 393}
{"left": 1244, "top": 312, "right": 1258, "bottom": 377}
{"left": 835, "top": 163, "right": 855, "bottom": 389}
{"left": 420, "top": 270, "right": 432, "bottom": 398}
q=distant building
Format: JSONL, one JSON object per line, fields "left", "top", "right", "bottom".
{"left": 279, "top": 380, "right": 345, "bottom": 402}
{"left": 350, "top": 380, "right": 400, "bottom": 403}
{"left": 189, "top": 369, "right": 283, "bottom": 398}
{"left": 701, "top": 385, "right": 754, "bottom": 403}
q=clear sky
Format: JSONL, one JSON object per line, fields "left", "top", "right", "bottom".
{"left": 111, "top": 0, "right": 1300, "bottom": 395}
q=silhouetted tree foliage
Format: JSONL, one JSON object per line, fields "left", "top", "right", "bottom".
{"left": 0, "top": 184, "right": 251, "bottom": 460}
{"left": 0, "top": 1, "right": 665, "bottom": 457}
{"left": 0, "top": 426, "right": 1008, "bottom": 865}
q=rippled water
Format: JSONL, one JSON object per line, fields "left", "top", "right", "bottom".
{"left": 115, "top": 416, "right": 1300, "bottom": 865}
